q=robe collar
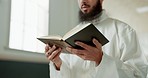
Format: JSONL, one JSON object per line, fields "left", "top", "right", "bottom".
{"left": 82, "top": 10, "right": 109, "bottom": 25}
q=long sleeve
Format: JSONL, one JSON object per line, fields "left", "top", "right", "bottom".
{"left": 49, "top": 54, "right": 71, "bottom": 78}
{"left": 95, "top": 53, "right": 147, "bottom": 78}
{"left": 94, "top": 25, "right": 148, "bottom": 78}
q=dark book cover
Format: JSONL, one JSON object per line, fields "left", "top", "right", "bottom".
{"left": 65, "top": 23, "right": 109, "bottom": 49}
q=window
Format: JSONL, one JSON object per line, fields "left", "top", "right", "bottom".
{"left": 9, "top": 0, "right": 49, "bottom": 53}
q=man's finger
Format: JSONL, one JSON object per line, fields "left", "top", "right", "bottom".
{"left": 45, "top": 51, "right": 51, "bottom": 57}
{"left": 66, "top": 47, "right": 85, "bottom": 55}
{"left": 75, "top": 41, "right": 92, "bottom": 51}
{"left": 47, "top": 45, "right": 57, "bottom": 54}
{"left": 92, "top": 38, "right": 102, "bottom": 49}
{"left": 48, "top": 48, "right": 61, "bottom": 60}
{"left": 76, "top": 54, "right": 88, "bottom": 60}
{"left": 45, "top": 44, "right": 51, "bottom": 52}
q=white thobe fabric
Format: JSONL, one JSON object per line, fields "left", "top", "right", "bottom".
{"left": 49, "top": 10, "right": 148, "bottom": 78}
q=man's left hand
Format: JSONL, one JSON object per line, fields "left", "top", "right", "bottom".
{"left": 66, "top": 38, "right": 103, "bottom": 66}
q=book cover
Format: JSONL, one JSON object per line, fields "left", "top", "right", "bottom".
{"left": 37, "top": 23, "right": 109, "bottom": 50}
{"left": 64, "top": 23, "right": 109, "bottom": 49}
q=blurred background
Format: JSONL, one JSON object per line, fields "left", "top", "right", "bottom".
{"left": 0, "top": 0, "right": 147, "bottom": 78}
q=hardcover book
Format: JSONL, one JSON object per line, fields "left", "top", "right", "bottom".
{"left": 37, "top": 23, "right": 109, "bottom": 53}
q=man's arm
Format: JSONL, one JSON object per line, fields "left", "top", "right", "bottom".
{"left": 45, "top": 45, "right": 71, "bottom": 78}
{"left": 66, "top": 29, "right": 147, "bottom": 78}
{"left": 94, "top": 28, "right": 148, "bottom": 78}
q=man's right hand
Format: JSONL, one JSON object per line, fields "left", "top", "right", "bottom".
{"left": 45, "top": 44, "right": 62, "bottom": 70}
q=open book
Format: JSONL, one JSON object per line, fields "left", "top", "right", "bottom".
{"left": 37, "top": 23, "right": 109, "bottom": 53}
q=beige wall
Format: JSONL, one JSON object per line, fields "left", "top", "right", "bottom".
{"left": 49, "top": 0, "right": 79, "bottom": 36}
{"left": 103, "top": 0, "right": 148, "bottom": 58}
{"left": 103, "top": 0, "right": 148, "bottom": 33}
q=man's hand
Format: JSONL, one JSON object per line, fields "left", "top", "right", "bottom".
{"left": 45, "top": 44, "right": 62, "bottom": 70}
{"left": 66, "top": 38, "right": 103, "bottom": 66}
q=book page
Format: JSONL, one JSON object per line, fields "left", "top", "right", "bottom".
{"left": 37, "top": 35, "right": 63, "bottom": 40}
{"left": 37, "top": 35, "right": 64, "bottom": 47}
{"left": 37, "top": 35, "right": 72, "bottom": 54}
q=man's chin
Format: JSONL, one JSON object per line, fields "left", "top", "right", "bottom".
{"left": 79, "top": 1, "right": 102, "bottom": 22}
{"left": 82, "top": 9, "right": 91, "bottom": 14}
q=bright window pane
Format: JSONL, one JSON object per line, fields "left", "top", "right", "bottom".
{"left": 9, "top": 0, "right": 49, "bottom": 53}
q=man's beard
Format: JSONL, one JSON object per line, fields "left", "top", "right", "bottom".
{"left": 79, "top": 1, "right": 102, "bottom": 22}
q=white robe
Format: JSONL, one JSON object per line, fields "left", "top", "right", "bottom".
{"left": 49, "top": 10, "right": 148, "bottom": 78}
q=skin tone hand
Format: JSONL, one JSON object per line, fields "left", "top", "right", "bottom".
{"left": 45, "top": 44, "right": 62, "bottom": 70}
{"left": 66, "top": 38, "right": 103, "bottom": 66}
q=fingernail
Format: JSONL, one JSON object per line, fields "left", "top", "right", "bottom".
{"left": 93, "top": 38, "right": 97, "bottom": 42}
{"left": 75, "top": 42, "right": 79, "bottom": 45}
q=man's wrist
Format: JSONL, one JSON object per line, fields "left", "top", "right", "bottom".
{"left": 95, "top": 52, "right": 103, "bottom": 66}
{"left": 54, "top": 59, "right": 62, "bottom": 70}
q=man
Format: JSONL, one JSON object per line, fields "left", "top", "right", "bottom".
{"left": 45, "top": 0, "right": 148, "bottom": 78}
